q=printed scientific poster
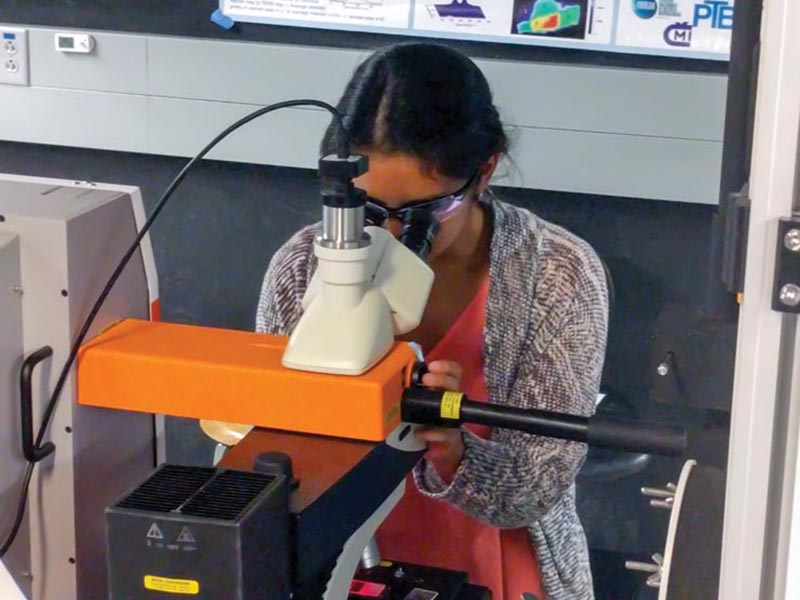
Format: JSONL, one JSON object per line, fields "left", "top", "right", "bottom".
{"left": 412, "top": 0, "right": 611, "bottom": 44}
{"left": 508, "top": 0, "right": 612, "bottom": 43}
{"left": 412, "top": 1, "right": 513, "bottom": 36}
{"left": 218, "top": 0, "right": 732, "bottom": 60}
{"left": 221, "top": 0, "right": 412, "bottom": 29}
{"left": 616, "top": 0, "right": 734, "bottom": 55}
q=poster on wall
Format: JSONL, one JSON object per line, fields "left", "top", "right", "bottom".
{"left": 616, "top": 0, "right": 734, "bottom": 54}
{"left": 411, "top": 1, "right": 613, "bottom": 46}
{"left": 217, "top": 0, "right": 734, "bottom": 60}
{"left": 220, "top": 0, "right": 412, "bottom": 29}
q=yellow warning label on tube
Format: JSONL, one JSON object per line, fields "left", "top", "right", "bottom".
{"left": 440, "top": 392, "right": 463, "bottom": 420}
{"left": 144, "top": 575, "right": 199, "bottom": 595}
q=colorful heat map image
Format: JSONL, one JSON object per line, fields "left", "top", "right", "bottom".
{"left": 512, "top": 0, "right": 588, "bottom": 38}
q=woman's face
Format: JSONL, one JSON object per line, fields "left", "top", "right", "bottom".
{"left": 353, "top": 151, "right": 485, "bottom": 259}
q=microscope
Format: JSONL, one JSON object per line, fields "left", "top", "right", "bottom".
{"left": 282, "top": 152, "right": 437, "bottom": 376}
{"left": 75, "top": 146, "right": 686, "bottom": 600}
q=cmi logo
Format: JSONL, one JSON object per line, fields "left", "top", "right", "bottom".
{"left": 632, "top": 0, "right": 658, "bottom": 19}
{"left": 663, "top": 21, "right": 692, "bottom": 47}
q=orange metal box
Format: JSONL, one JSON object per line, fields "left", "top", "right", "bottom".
{"left": 77, "top": 319, "right": 416, "bottom": 441}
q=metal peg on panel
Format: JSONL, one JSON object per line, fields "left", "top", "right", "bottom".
{"left": 626, "top": 553, "right": 663, "bottom": 587}
{"left": 650, "top": 497, "right": 674, "bottom": 510}
{"left": 627, "top": 554, "right": 661, "bottom": 570}
{"left": 625, "top": 561, "right": 660, "bottom": 574}
{"left": 647, "top": 554, "right": 664, "bottom": 588}
{"left": 647, "top": 573, "right": 662, "bottom": 588}
{"left": 642, "top": 486, "right": 675, "bottom": 499}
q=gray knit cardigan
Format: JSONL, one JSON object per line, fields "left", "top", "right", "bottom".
{"left": 255, "top": 196, "right": 608, "bottom": 600}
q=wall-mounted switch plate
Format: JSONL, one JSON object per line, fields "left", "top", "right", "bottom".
{"left": 0, "top": 27, "right": 29, "bottom": 86}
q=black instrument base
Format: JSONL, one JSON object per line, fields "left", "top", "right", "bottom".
{"left": 350, "top": 561, "right": 493, "bottom": 600}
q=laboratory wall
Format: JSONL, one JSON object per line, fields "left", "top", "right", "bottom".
{"left": 0, "top": 1, "right": 726, "bottom": 203}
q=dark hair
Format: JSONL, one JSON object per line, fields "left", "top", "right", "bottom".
{"left": 322, "top": 43, "right": 508, "bottom": 180}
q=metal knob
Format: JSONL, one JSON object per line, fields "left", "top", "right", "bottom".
{"left": 656, "top": 352, "right": 674, "bottom": 377}
{"left": 779, "top": 284, "right": 800, "bottom": 307}
{"left": 785, "top": 228, "right": 800, "bottom": 252}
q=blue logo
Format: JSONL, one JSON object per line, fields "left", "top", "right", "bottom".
{"left": 693, "top": 0, "right": 734, "bottom": 30}
{"left": 632, "top": 0, "right": 658, "bottom": 19}
{"left": 664, "top": 21, "right": 693, "bottom": 47}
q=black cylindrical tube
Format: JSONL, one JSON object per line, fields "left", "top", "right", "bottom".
{"left": 459, "top": 400, "right": 589, "bottom": 442}
{"left": 399, "top": 208, "right": 440, "bottom": 260}
{"left": 401, "top": 389, "right": 686, "bottom": 456}
{"left": 401, "top": 388, "right": 458, "bottom": 427}
{"left": 586, "top": 416, "right": 687, "bottom": 457}
{"left": 402, "top": 390, "right": 588, "bottom": 440}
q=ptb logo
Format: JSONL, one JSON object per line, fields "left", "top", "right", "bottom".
{"left": 693, "top": 0, "right": 734, "bottom": 30}
{"left": 664, "top": 21, "right": 692, "bottom": 47}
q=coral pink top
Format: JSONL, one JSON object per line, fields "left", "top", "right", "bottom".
{"left": 376, "top": 278, "right": 545, "bottom": 600}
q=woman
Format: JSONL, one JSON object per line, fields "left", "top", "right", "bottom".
{"left": 256, "top": 42, "right": 607, "bottom": 600}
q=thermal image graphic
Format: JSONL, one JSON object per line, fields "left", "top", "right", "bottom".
{"left": 516, "top": 0, "right": 582, "bottom": 34}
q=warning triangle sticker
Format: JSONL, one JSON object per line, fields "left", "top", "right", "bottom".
{"left": 146, "top": 523, "right": 164, "bottom": 540}
{"left": 176, "top": 527, "right": 195, "bottom": 544}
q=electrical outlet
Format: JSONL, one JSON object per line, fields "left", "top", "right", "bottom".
{"left": 0, "top": 27, "right": 28, "bottom": 85}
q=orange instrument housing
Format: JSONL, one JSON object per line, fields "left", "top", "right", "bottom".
{"left": 77, "top": 319, "right": 418, "bottom": 442}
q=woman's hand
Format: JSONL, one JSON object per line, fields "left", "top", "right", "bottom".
{"left": 421, "top": 360, "right": 463, "bottom": 391}
{"left": 415, "top": 360, "right": 465, "bottom": 482}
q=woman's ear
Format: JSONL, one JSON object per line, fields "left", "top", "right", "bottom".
{"left": 476, "top": 154, "right": 500, "bottom": 193}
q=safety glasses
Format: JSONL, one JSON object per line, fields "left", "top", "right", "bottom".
{"left": 364, "top": 172, "right": 479, "bottom": 226}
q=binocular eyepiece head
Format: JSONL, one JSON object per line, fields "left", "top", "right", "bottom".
{"left": 398, "top": 208, "right": 441, "bottom": 261}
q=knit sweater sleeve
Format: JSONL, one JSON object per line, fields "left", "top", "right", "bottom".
{"left": 414, "top": 227, "right": 609, "bottom": 527}
{"left": 255, "top": 225, "right": 318, "bottom": 336}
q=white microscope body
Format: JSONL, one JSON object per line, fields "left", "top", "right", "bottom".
{"left": 282, "top": 154, "right": 435, "bottom": 376}
{"left": 283, "top": 225, "right": 434, "bottom": 375}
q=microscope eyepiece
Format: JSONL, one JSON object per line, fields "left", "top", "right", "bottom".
{"left": 399, "top": 208, "right": 441, "bottom": 261}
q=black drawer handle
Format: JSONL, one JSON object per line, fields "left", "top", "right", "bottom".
{"left": 20, "top": 346, "right": 55, "bottom": 463}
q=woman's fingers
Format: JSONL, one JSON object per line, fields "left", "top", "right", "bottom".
{"left": 421, "top": 372, "right": 459, "bottom": 391}
{"left": 422, "top": 360, "right": 463, "bottom": 391}
{"left": 415, "top": 426, "right": 461, "bottom": 443}
{"left": 414, "top": 426, "right": 465, "bottom": 480}
{"left": 426, "top": 360, "right": 463, "bottom": 378}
